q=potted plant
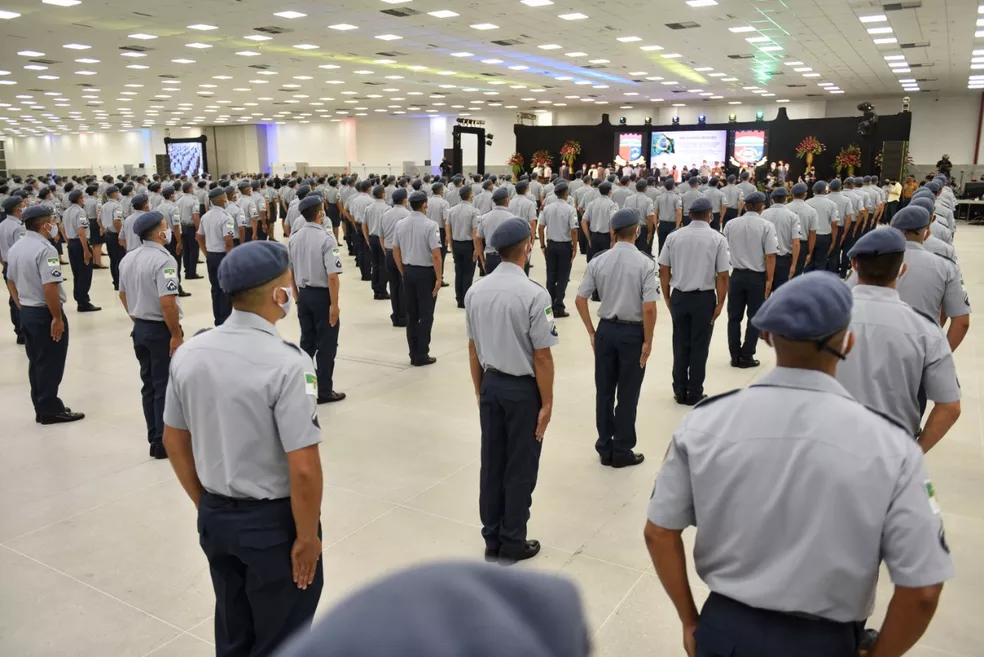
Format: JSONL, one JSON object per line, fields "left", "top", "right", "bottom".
{"left": 794, "top": 136, "right": 825, "bottom": 174}
{"left": 833, "top": 144, "right": 862, "bottom": 176}
{"left": 507, "top": 152, "right": 525, "bottom": 178}
{"left": 531, "top": 150, "right": 553, "bottom": 172}
{"left": 560, "top": 140, "right": 581, "bottom": 170}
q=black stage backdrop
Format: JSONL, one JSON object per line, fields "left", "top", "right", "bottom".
{"left": 513, "top": 108, "right": 912, "bottom": 180}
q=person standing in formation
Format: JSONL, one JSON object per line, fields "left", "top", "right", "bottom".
{"left": 197, "top": 187, "right": 236, "bottom": 326}
{"left": 392, "top": 191, "right": 442, "bottom": 367}
{"left": 537, "top": 181, "right": 578, "bottom": 318}
{"left": 380, "top": 188, "right": 410, "bottom": 327}
{"left": 447, "top": 185, "right": 480, "bottom": 309}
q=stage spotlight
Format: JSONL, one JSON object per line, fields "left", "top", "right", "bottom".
{"left": 619, "top": 116, "right": 627, "bottom": 125}
{"left": 755, "top": 110, "right": 764, "bottom": 121}
{"left": 672, "top": 116, "right": 680, "bottom": 125}
{"left": 697, "top": 114, "right": 706, "bottom": 125}
{"left": 728, "top": 113, "right": 737, "bottom": 123}
{"left": 644, "top": 117, "right": 652, "bottom": 125}
{"left": 486, "top": 139, "right": 492, "bottom": 146}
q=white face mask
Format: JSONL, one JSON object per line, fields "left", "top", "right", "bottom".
{"left": 274, "top": 286, "right": 294, "bottom": 318}
{"left": 162, "top": 228, "right": 172, "bottom": 244}
{"left": 48, "top": 222, "right": 58, "bottom": 239}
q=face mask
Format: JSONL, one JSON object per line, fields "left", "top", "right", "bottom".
{"left": 162, "top": 228, "right": 172, "bottom": 244}
{"left": 48, "top": 222, "right": 58, "bottom": 239}
{"left": 274, "top": 286, "right": 294, "bottom": 318}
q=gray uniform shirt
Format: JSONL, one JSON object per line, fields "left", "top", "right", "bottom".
{"left": 118, "top": 242, "right": 182, "bottom": 321}
{"left": 934, "top": 201, "right": 956, "bottom": 233}
{"left": 681, "top": 189, "right": 704, "bottom": 217}
{"left": 83, "top": 195, "right": 100, "bottom": 223}
{"left": 924, "top": 235, "right": 957, "bottom": 263}
{"left": 445, "top": 185, "right": 460, "bottom": 208}
{"left": 577, "top": 242, "right": 659, "bottom": 321}
{"left": 121, "top": 211, "right": 144, "bottom": 252}
{"left": 464, "top": 262, "right": 559, "bottom": 377}
{"left": 474, "top": 190, "right": 493, "bottom": 215}
{"left": 363, "top": 199, "right": 389, "bottom": 237}
{"left": 787, "top": 199, "right": 819, "bottom": 240}
{"left": 0, "top": 216, "right": 26, "bottom": 261}
{"left": 538, "top": 201, "right": 578, "bottom": 242}
{"left": 6, "top": 230, "right": 67, "bottom": 306}
{"left": 347, "top": 192, "right": 373, "bottom": 226}
{"left": 656, "top": 191, "right": 682, "bottom": 223}
{"left": 288, "top": 221, "right": 343, "bottom": 288}
{"left": 477, "top": 208, "right": 515, "bottom": 253}
{"left": 929, "top": 219, "right": 952, "bottom": 245}
{"left": 163, "top": 310, "right": 322, "bottom": 500}
{"left": 99, "top": 200, "right": 124, "bottom": 233}
{"left": 827, "top": 191, "right": 855, "bottom": 227}
{"left": 648, "top": 366, "right": 954, "bottom": 622}
{"left": 737, "top": 180, "right": 757, "bottom": 199}
{"left": 197, "top": 207, "right": 235, "bottom": 252}
{"left": 158, "top": 200, "right": 180, "bottom": 231}
{"left": 723, "top": 211, "right": 779, "bottom": 271}
{"left": 623, "top": 193, "right": 655, "bottom": 226}
{"left": 611, "top": 185, "right": 632, "bottom": 208}
{"left": 393, "top": 211, "right": 440, "bottom": 266}
{"left": 62, "top": 204, "right": 89, "bottom": 240}
{"left": 508, "top": 195, "right": 537, "bottom": 225}
{"left": 892, "top": 242, "right": 970, "bottom": 319}
{"left": 177, "top": 195, "right": 198, "bottom": 227}
{"left": 448, "top": 201, "right": 480, "bottom": 242}
{"left": 722, "top": 184, "right": 743, "bottom": 209}
{"left": 379, "top": 205, "right": 409, "bottom": 249}
{"left": 761, "top": 205, "right": 802, "bottom": 256}
{"left": 658, "top": 221, "right": 730, "bottom": 291}
{"left": 426, "top": 196, "right": 450, "bottom": 229}
{"left": 584, "top": 196, "right": 618, "bottom": 233}
{"left": 836, "top": 285, "right": 959, "bottom": 433}
{"left": 805, "top": 195, "right": 840, "bottom": 235}
{"left": 703, "top": 187, "right": 725, "bottom": 213}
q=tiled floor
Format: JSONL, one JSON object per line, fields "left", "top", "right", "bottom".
{"left": 1, "top": 230, "right": 981, "bottom": 656}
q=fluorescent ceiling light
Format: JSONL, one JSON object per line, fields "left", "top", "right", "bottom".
{"left": 640, "top": 45, "right": 663, "bottom": 51}
{"left": 588, "top": 58, "right": 609, "bottom": 64}
{"left": 188, "top": 24, "right": 217, "bottom": 30}
{"left": 24, "top": 64, "right": 47, "bottom": 70}
{"left": 43, "top": 0, "right": 81, "bottom": 5}
{"left": 803, "top": 72, "right": 821, "bottom": 77}
{"left": 538, "top": 44, "right": 561, "bottom": 49}
{"left": 293, "top": 44, "right": 318, "bottom": 49}
{"left": 172, "top": 58, "right": 195, "bottom": 64}
{"left": 694, "top": 66, "right": 713, "bottom": 72}
{"left": 686, "top": 0, "right": 717, "bottom": 6}
{"left": 236, "top": 51, "right": 261, "bottom": 56}
{"left": 629, "top": 70, "right": 647, "bottom": 75}
{"left": 438, "top": 70, "right": 457, "bottom": 75}
{"left": 722, "top": 77, "right": 738, "bottom": 81}
{"left": 728, "top": 101, "right": 741, "bottom": 105}
{"left": 759, "top": 45, "right": 783, "bottom": 52}
{"left": 428, "top": 10, "right": 458, "bottom": 17}
{"left": 520, "top": 0, "right": 553, "bottom": 5}
{"left": 75, "top": 58, "right": 99, "bottom": 63}
{"left": 186, "top": 42, "right": 211, "bottom": 48}
{"left": 859, "top": 14, "right": 887, "bottom": 23}
{"left": 126, "top": 64, "right": 148, "bottom": 69}
{"left": 645, "top": 76, "right": 664, "bottom": 81}
{"left": 38, "top": 75, "right": 59, "bottom": 80}
{"left": 0, "top": 10, "right": 20, "bottom": 18}
{"left": 746, "top": 36, "right": 769, "bottom": 43}
{"left": 18, "top": 50, "right": 44, "bottom": 56}
{"left": 128, "top": 33, "right": 156, "bottom": 40}
{"left": 75, "top": 70, "right": 97, "bottom": 75}
{"left": 566, "top": 51, "right": 587, "bottom": 57}
{"left": 897, "top": 79, "right": 915, "bottom": 83}
{"left": 470, "top": 23, "right": 498, "bottom": 29}
{"left": 867, "top": 26, "right": 893, "bottom": 34}
{"left": 509, "top": 65, "right": 528, "bottom": 70}
{"left": 63, "top": 43, "right": 90, "bottom": 49}
{"left": 661, "top": 80, "right": 678, "bottom": 85}
{"left": 328, "top": 23, "right": 358, "bottom": 30}
{"left": 784, "top": 61, "right": 804, "bottom": 66}
{"left": 888, "top": 60, "right": 909, "bottom": 67}
{"left": 559, "top": 12, "right": 587, "bottom": 19}
{"left": 873, "top": 37, "right": 897, "bottom": 44}
{"left": 729, "top": 26, "right": 755, "bottom": 32}
{"left": 617, "top": 36, "right": 641, "bottom": 42}
{"left": 273, "top": 11, "right": 306, "bottom": 19}
{"left": 121, "top": 51, "right": 146, "bottom": 57}
{"left": 793, "top": 67, "right": 812, "bottom": 72}
{"left": 894, "top": 67, "right": 912, "bottom": 72}
{"left": 883, "top": 54, "right": 906, "bottom": 60}
{"left": 554, "top": 75, "right": 572, "bottom": 80}
{"left": 662, "top": 53, "right": 682, "bottom": 58}
{"left": 672, "top": 103, "right": 686, "bottom": 107}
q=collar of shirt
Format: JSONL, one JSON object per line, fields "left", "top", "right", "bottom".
{"left": 905, "top": 241, "right": 926, "bottom": 252}
{"left": 25, "top": 229, "right": 48, "bottom": 244}
{"left": 224, "top": 309, "right": 281, "bottom": 337}
{"left": 613, "top": 241, "right": 636, "bottom": 251}
{"left": 141, "top": 242, "right": 170, "bottom": 255}
{"left": 852, "top": 285, "right": 901, "bottom": 303}
{"left": 492, "top": 261, "right": 526, "bottom": 277}
{"left": 684, "top": 220, "right": 713, "bottom": 231}
{"left": 299, "top": 221, "right": 323, "bottom": 232}
{"left": 751, "top": 366, "right": 854, "bottom": 401}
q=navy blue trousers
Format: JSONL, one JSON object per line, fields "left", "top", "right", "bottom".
{"left": 451, "top": 240, "right": 476, "bottom": 306}
{"left": 20, "top": 305, "right": 69, "bottom": 415}
{"left": 594, "top": 320, "right": 646, "bottom": 459}
{"left": 66, "top": 238, "right": 92, "bottom": 305}
{"left": 544, "top": 241, "right": 573, "bottom": 313}
{"left": 206, "top": 252, "right": 231, "bottom": 326}
{"left": 2, "top": 262, "right": 21, "bottom": 340}
{"left": 727, "top": 269, "right": 765, "bottom": 360}
{"left": 670, "top": 290, "right": 715, "bottom": 398}
{"left": 132, "top": 319, "right": 171, "bottom": 444}
{"left": 403, "top": 265, "right": 436, "bottom": 362}
{"left": 297, "top": 287, "right": 339, "bottom": 397}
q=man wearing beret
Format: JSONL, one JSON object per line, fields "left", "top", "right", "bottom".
{"left": 63, "top": 188, "right": 100, "bottom": 312}
{"left": 393, "top": 190, "right": 443, "bottom": 366}
{"left": 0, "top": 194, "right": 28, "bottom": 343}
{"left": 197, "top": 187, "right": 236, "bottom": 325}
{"left": 162, "top": 241, "right": 324, "bottom": 657}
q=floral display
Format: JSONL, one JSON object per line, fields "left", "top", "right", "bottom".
{"left": 794, "top": 136, "right": 825, "bottom": 158}
{"left": 833, "top": 144, "right": 862, "bottom": 174}
{"left": 559, "top": 140, "right": 581, "bottom": 167}
{"left": 507, "top": 152, "right": 525, "bottom": 167}
{"left": 531, "top": 150, "right": 553, "bottom": 168}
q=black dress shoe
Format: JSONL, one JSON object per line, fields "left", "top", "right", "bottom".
{"left": 730, "top": 357, "right": 740, "bottom": 367}
{"left": 178, "top": 287, "right": 191, "bottom": 297}
{"left": 39, "top": 410, "right": 85, "bottom": 425}
{"left": 484, "top": 547, "right": 499, "bottom": 563}
{"left": 441, "top": 280, "right": 449, "bottom": 287}
{"left": 392, "top": 321, "right": 407, "bottom": 328}
{"left": 412, "top": 356, "right": 437, "bottom": 367}
{"left": 77, "top": 304, "right": 101, "bottom": 312}
{"left": 674, "top": 393, "right": 687, "bottom": 405}
{"left": 457, "top": 302, "right": 465, "bottom": 309}
{"left": 16, "top": 335, "right": 25, "bottom": 345}
{"left": 499, "top": 540, "right": 541, "bottom": 563}
{"left": 611, "top": 452, "right": 645, "bottom": 468}
{"left": 150, "top": 442, "right": 168, "bottom": 460}
{"left": 93, "top": 264, "right": 108, "bottom": 270}
{"left": 599, "top": 454, "right": 612, "bottom": 466}
{"left": 737, "top": 358, "right": 760, "bottom": 369}
{"left": 185, "top": 273, "right": 203, "bottom": 280}
{"left": 317, "top": 391, "right": 346, "bottom": 404}
{"left": 683, "top": 394, "right": 708, "bottom": 406}
{"left": 553, "top": 309, "right": 570, "bottom": 318}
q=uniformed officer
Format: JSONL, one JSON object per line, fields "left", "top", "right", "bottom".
{"left": 537, "top": 182, "right": 579, "bottom": 318}
{"left": 346, "top": 180, "right": 373, "bottom": 281}
{"left": 159, "top": 187, "right": 190, "bottom": 298}
{"left": 197, "top": 187, "right": 236, "bottom": 326}
{"left": 786, "top": 182, "right": 817, "bottom": 275}
{"left": 612, "top": 176, "right": 632, "bottom": 208}
{"left": 805, "top": 180, "right": 840, "bottom": 273}
{"left": 474, "top": 179, "right": 495, "bottom": 215}
{"left": 680, "top": 176, "right": 704, "bottom": 225}
{"left": 1, "top": 194, "right": 27, "bottom": 343}
{"left": 736, "top": 170, "right": 757, "bottom": 208}
{"left": 176, "top": 182, "right": 201, "bottom": 280}
{"left": 658, "top": 198, "right": 730, "bottom": 404}
{"left": 508, "top": 180, "right": 537, "bottom": 232}
{"left": 655, "top": 178, "right": 683, "bottom": 253}
{"left": 575, "top": 208, "right": 656, "bottom": 468}
{"left": 623, "top": 179, "right": 655, "bottom": 254}
{"left": 83, "top": 185, "right": 106, "bottom": 269}
{"left": 121, "top": 193, "right": 151, "bottom": 253}
{"left": 646, "top": 270, "right": 953, "bottom": 657}
{"left": 447, "top": 185, "right": 480, "bottom": 309}
{"left": 836, "top": 228, "right": 961, "bottom": 451}
{"left": 393, "top": 190, "right": 443, "bottom": 366}
{"left": 118, "top": 211, "right": 184, "bottom": 459}
{"left": 288, "top": 195, "right": 345, "bottom": 404}
{"left": 721, "top": 175, "right": 744, "bottom": 229}
{"left": 236, "top": 180, "right": 260, "bottom": 242}
{"left": 724, "top": 191, "right": 778, "bottom": 368}
{"left": 362, "top": 185, "right": 390, "bottom": 301}
{"left": 702, "top": 177, "right": 725, "bottom": 232}
{"left": 581, "top": 181, "right": 618, "bottom": 262}
{"left": 476, "top": 188, "right": 515, "bottom": 274}
{"left": 885, "top": 207, "right": 971, "bottom": 353}
{"left": 100, "top": 185, "right": 126, "bottom": 290}
{"left": 465, "top": 217, "right": 557, "bottom": 563}
{"left": 761, "top": 187, "right": 801, "bottom": 291}
{"left": 62, "top": 189, "right": 101, "bottom": 312}
{"left": 6, "top": 205, "right": 85, "bottom": 424}
{"left": 162, "top": 241, "right": 324, "bottom": 657}
{"left": 380, "top": 188, "right": 410, "bottom": 326}
{"left": 427, "top": 182, "right": 451, "bottom": 288}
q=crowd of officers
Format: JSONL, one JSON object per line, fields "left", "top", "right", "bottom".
{"left": 0, "top": 163, "right": 968, "bottom": 657}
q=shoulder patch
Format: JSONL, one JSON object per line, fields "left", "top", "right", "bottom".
{"left": 693, "top": 388, "right": 742, "bottom": 408}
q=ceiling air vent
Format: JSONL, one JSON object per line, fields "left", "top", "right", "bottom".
{"left": 806, "top": 93, "right": 823, "bottom": 97}
{"left": 665, "top": 21, "right": 700, "bottom": 30}
{"left": 376, "top": 51, "right": 407, "bottom": 57}
{"left": 381, "top": 7, "right": 420, "bottom": 17}
{"left": 248, "top": 64, "right": 273, "bottom": 70}
{"left": 29, "top": 58, "right": 58, "bottom": 65}
{"left": 915, "top": 77, "right": 937, "bottom": 82}
{"left": 908, "top": 63, "right": 932, "bottom": 68}
{"left": 900, "top": 41, "right": 930, "bottom": 49}
{"left": 254, "top": 26, "right": 291, "bottom": 35}
{"left": 158, "top": 74, "right": 178, "bottom": 79}
{"left": 786, "top": 83, "right": 807, "bottom": 88}
{"left": 728, "top": 54, "right": 755, "bottom": 60}
{"left": 883, "top": 1, "right": 921, "bottom": 10}
{"left": 582, "top": 64, "right": 608, "bottom": 70}
{"left": 480, "top": 72, "right": 504, "bottom": 77}
{"left": 132, "top": 11, "right": 153, "bottom": 17}
{"left": 491, "top": 39, "right": 523, "bottom": 47}
{"left": 120, "top": 45, "right": 152, "bottom": 53}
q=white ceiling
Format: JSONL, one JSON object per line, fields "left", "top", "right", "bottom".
{"left": 0, "top": 0, "right": 979, "bottom": 135}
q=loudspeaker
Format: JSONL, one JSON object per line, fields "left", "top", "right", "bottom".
{"left": 881, "top": 141, "right": 908, "bottom": 181}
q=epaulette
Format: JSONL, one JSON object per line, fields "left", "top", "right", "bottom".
{"left": 861, "top": 405, "right": 911, "bottom": 434}
{"left": 908, "top": 305, "right": 941, "bottom": 328}
{"left": 282, "top": 340, "right": 303, "bottom": 353}
{"left": 693, "top": 388, "right": 741, "bottom": 408}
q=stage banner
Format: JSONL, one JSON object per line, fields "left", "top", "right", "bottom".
{"left": 650, "top": 130, "right": 727, "bottom": 172}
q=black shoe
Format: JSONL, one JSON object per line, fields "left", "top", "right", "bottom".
{"left": 360, "top": 276, "right": 372, "bottom": 282}
{"left": 39, "top": 410, "right": 85, "bottom": 425}
{"left": 185, "top": 273, "right": 203, "bottom": 280}
{"left": 674, "top": 393, "right": 687, "bottom": 405}
{"left": 683, "top": 394, "right": 707, "bottom": 406}
{"left": 611, "top": 452, "right": 645, "bottom": 468}
{"left": 178, "top": 288, "right": 191, "bottom": 297}
{"left": 554, "top": 309, "right": 569, "bottom": 318}
{"left": 457, "top": 302, "right": 465, "bottom": 309}
{"left": 113, "top": 285, "right": 119, "bottom": 291}
{"left": 412, "top": 356, "right": 437, "bottom": 367}
{"left": 441, "top": 280, "right": 449, "bottom": 288}
{"left": 150, "top": 442, "right": 168, "bottom": 460}
{"left": 16, "top": 335, "right": 25, "bottom": 345}
{"left": 737, "top": 358, "right": 760, "bottom": 369}
{"left": 317, "top": 391, "right": 346, "bottom": 404}
{"left": 484, "top": 547, "right": 499, "bottom": 563}
{"left": 730, "top": 357, "right": 740, "bottom": 367}
{"left": 392, "top": 321, "right": 407, "bottom": 328}
{"left": 599, "top": 454, "right": 612, "bottom": 466}
{"left": 93, "top": 264, "right": 108, "bottom": 270}
{"left": 77, "top": 304, "right": 101, "bottom": 312}
{"left": 499, "top": 540, "right": 541, "bottom": 563}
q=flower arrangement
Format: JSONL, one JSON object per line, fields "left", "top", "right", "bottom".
{"left": 507, "top": 152, "right": 525, "bottom": 167}
{"left": 795, "top": 136, "right": 825, "bottom": 158}
{"left": 833, "top": 145, "right": 862, "bottom": 174}
{"left": 531, "top": 150, "right": 553, "bottom": 168}
{"left": 560, "top": 140, "right": 581, "bottom": 167}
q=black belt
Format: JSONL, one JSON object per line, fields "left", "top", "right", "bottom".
{"left": 404, "top": 264, "right": 434, "bottom": 270}
{"left": 591, "top": 231, "right": 608, "bottom": 236}
{"left": 674, "top": 289, "right": 715, "bottom": 294}
{"left": 485, "top": 366, "right": 533, "bottom": 379}
{"left": 601, "top": 317, "right": 642, "bottom": 326}
{"left": 202, "top": 490, "right": 289, "bottom": 506}
{"left": 133, "top": 318, "right": 167, "bottom": 325}
{"left": 732, "top": 268, "right": 765, "bottom": 274}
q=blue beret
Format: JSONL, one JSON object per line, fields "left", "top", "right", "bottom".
{"left": 612, "top": 208, "right": 641, "bottom": 230}
{"left": 663, "top": 178, "right": 675, "bottom": 190}
{"left": 791, "top": 182, "right": 808, "bottom": 195}
{"left": 392, "top": 188, "right": 408, "bottom": 204}
{"left": 909, "top": 197, "right": 935, "bottom": 213}
{"left": 132, "top": 193, "right": 150, "bottom": 208}
{"left": 813, "top": 180, "right": 827, "bottom": 193}
{"left": 492, "top": 187, "right": 509, "bottom": 202}
{"left": 862, "top": 176, "right": 871, "bottom": 183}
{"left": 372, "top": 184, "right": 386, "bottom": 198}
{"left": 689, "top": 176, "right": 700, "bottom": 187}
{"left": 307, "top": 190, "right": 323, "bottom": 200}
{"left": 224, "top": 186, "right": 236, "bottom": 197}
{"left": 219, "top": 241, "right": 290, "bottom": 294}
{"left": 198, "top": 180, "right": 207, "bottom": 188}
{"left": 752, "top": 271, "right": 852, "bottom": 340}
{"left": 452, "top": 175, "right": 463, "bottom": 183}
{"left": 22, "top": 204, "right": 53, "bottom": 221}
{"left": 606, "top": 174, "right": 617, "bottom": 183}
{"left": 708, "top": 177, "right": 718, "bottom": 186}
{"left": 409, "top": 190, "right": 428, "bottom": 205}
{"left": 740, "top": 171, "right": 750, "bottom": 180}
{"left": 237, "top": 180, "right": 251, "bottom": 190}
{"left": 121, "top": 184, "right": 134, "bottom": 195}
{"left": 745, "top": 191, "right": 766, "bottom": 204}
{"left": 298, "top": 195, "right": 323, "bottom": 214}
{"left": 890, "top": 206, "right": 931, "bottom": 231}
{"left": 161, "top": 186, "right": 175, "bottom": 198}
{"left": 482, "top": 180, "right": 494, "bottom": 190}
{"left": 68, "top": 189, "right": 84, "bottom": 203}
{"left": 726, "top": 174, "right": 736, "bottom": 183}
{"left": 431, "top": 182, "right": 444, "bottom": 194}
{"left": 770, "top": 187, "right": 787, "bottom": 198}
{"left": 599, "top": 182, "right": 612, "bottom": 194}
{"left": 912, "top": 188, "right": 935, "bottom": 199}
{"left": 635, "top": 180, "right": 647, "bottom": 191}
{"left": 489, "top": 175, "right": 498, "bottom": 183}
{"left": 515, "top": 180, "right": 529, "bottom": 193}
{"left": 106, "top": 185, "right": 120, "bottom": 196}
{"left": 689, "top": 197, "right": 712, "bottom": 214}
{"left": 134, "top": 211, "right": 165, "bottom": 238}
{"left": 847, "top": 227, "right": 906, "bottom": 259}
{"left": 554, "top": 182, "right": 568, "bottom": 195}
{"left": 489, "top": 217, "right": 531, "bottom": 250}
{"left": 2, "top": 196, "right": 22, "bottom": 212}
{"left": 207, "top": 188, "right": 226, "bottom": 200}
{"left": 829, "top": 179, "right": 842, "bottom": 191}
{"left": 411, "top": 180, "right": 422, "bottom": 190}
